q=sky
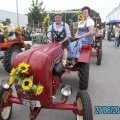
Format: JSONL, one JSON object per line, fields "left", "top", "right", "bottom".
{"left": 0, "top": 0, "right": 120, "bottom": 22}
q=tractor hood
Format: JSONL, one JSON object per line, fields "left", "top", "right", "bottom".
{"left": 13, "top": 43, "right": 62, "bottom": 106}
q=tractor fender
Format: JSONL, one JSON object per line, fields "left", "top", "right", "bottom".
{"left": 6, "top": 41, "right": 24, "bottom": 48}
{"left": 77, "top": 46, "right": 91, "bottom": 63}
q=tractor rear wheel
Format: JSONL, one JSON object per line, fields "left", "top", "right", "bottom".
{"left": 0, "top": 86, "right": 12, "bottom": 120}
{"left": 3, "top": 45, "right": 22, "bottom": 73}
{"left": 99, "top": 38, "right": 102, "bottom": 49}
{"left": 78, "top": 63, "right": 89, "bottom": 90}
{"left": 97, "top": 49, "right": 102, "bottom": 65}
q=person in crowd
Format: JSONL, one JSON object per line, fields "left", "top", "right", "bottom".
{"left": 114, "top": 24, "right": 120, "bottom": 47}
{"left": 116, "top": 25, "right": 120, "bottom": 47}
{"left": 5, "top": 18, "right": 14, "bottom": 32}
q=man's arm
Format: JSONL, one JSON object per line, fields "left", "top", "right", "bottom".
{"left": 47, "top": 25, "right": 52, "bottom": 43}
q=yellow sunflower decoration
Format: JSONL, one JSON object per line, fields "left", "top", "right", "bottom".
{"left": 35, "top": 85, "right": 44, "bottom": 95}
{"left": 9, "top": 76, "right": 15, "bottom": 85}
{"left": 8, "top": 62, "right": 44, "bottom": 96}
{"left": 17, "top": 62, "right": 30, "bottom": 73}
{"left": 10, "top": 68, "right": 16, "bottom": 76}
{"left": 79, "top": 13, "right": 84, "bottom": 21}
{"left": 22, "top": 78, "right": 33, "bottom": 91}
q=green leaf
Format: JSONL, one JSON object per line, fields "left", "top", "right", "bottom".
{"left": 29, "top": 76, "right": 33, "bottom": 80}
{"left": 31, "top": 85, "right": 37, "bottom": 90}
{"left": 14, "top": 74, "right": 22, "bottom": 81}
{"left": 15, "top": 69, "right": 20, "bottom": 75}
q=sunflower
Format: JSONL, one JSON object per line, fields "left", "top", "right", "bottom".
{"left": 10, "top": 68, "right": 16, "bottom": 76}
{"left": 35, "top": 85, "right": 44, "bottom": 95}
{"left": 17, "top": 62, "right": 30, "bottom": 73}
{"left": 9, "top": 76, "right": 15, "bottom": 85}
{"left": 22, "top": 78, "right": 33, "bottom": 91}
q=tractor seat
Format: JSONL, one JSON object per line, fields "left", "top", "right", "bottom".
{"left": 82, "top": 45, "right": 91, "bottom": 49}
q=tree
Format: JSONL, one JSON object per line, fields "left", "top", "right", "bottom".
{"left": 60, "top": 8, "right": 101, "bottom": 25}
{"left": 28, "top": 0, "right": 46, "bottom": 27}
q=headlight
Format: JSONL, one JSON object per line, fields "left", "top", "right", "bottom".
{"left": 1, "top": 80, "right": 10, "bottom": 89}
{"left": 61, "top": 85, "right": 72, "bottom": 97}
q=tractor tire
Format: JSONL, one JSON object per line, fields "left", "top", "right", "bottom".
{"left": 75, "top": 90, "right": 93, "bottom": 120}
{"left": 78, "top": 63, "right": 89, "bottom": 90}
{"left": 99, "top": 38, "right": 102, "bottom": 49}
{"left": 3, "top": 45, "right": 22, "bottom": 73}
{"left": 97, "top": 49, "right": 102, "bottom": 65}
{"left": 0, "top": 86, "right": 12, "bottom": 120}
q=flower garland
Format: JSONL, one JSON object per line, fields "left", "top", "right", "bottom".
{"left": 4, "top": 27, "right": 10, "bottom": 36}
{"left": 43, "top": 16, "right": 49, "bottom": 33}
{"left": 78, "top": 13, "right": 84, "bottom": 21}
{"left": 0, "top": 23, "right": 3, "bottom": 30}
{"left": 9, "top": 62, "right": 44, "bottom": 96}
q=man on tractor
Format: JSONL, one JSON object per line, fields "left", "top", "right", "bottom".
{"left": 47, "top": 12, "right": 71, "bottom": 67}
{"left": 68, "top": 6, "right": 95, "bottom": 68}
{"left": 5, "top": 18, "right": 14, "bottom": 32}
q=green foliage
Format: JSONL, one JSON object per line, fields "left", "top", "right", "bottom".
{"left": 28, "top": 0, "right": 46, "bottom": 27}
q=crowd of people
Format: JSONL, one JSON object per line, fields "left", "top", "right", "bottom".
{"left": 105, "top": 24, "right": 120, "bottom": 48}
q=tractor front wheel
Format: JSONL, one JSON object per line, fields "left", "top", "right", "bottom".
{"left": 78, "top": 63, "right": 89, "bottom": 90}
{"left": 76, "top": 90, "right": 93, "bottom": 120}
{"left": 3, "top": 45, "right": 22, "bottom": 73}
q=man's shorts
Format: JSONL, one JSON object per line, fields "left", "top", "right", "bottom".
{"left": 62, "top": 40, "right": 69, "bottom": 49}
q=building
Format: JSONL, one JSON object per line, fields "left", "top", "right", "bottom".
{"left": 0, "top": 10, "right": 28, "bottom": 28}
{"left": 106, "top": 4, "right": 120, "bottom": 23}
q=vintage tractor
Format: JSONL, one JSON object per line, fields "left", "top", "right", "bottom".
{"left": 91, "top": 31, "right": 103, "bottom": 65}
{"left": 0, "top": 33, "right": 27, "bottom": 73}
{"left": 91, "top": 17, "right": 103, "bottom": 65}
{"left": 0, "top": 42, "right": 93, "bottom": 120}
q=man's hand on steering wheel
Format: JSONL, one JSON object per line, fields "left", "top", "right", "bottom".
{"left": 47, "top": 38, "right": 52, "bottom": 43}
{"left": 59, "top": 40, "right": 64, "bottom": 44}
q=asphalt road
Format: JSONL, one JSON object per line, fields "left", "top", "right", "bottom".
{"left": 0, "top": 40, "right": 120, "bottom": 120}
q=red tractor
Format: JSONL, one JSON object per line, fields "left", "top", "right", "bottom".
{"left": 91, "top": 17, "right": 103, "bottom": 65}
{"left": 0, "top": 42, "right": 93, "bottom": 120}
{"left": 0, "top": 34, "right": 27, "bottom": 73}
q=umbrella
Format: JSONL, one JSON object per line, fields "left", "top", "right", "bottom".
{"left": 106, "top": 19, "right": 120, "bottom": 25}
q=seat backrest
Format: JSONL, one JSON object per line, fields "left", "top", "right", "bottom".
{"left": 82, "top": 45, "right": 91, "bottom": 49}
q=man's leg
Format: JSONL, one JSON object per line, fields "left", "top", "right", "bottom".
{"left": 62, "top": 48, "right": 68, "bottom": 66}
{"left": 117, "top": 38, "right": 120, "bottom": 47}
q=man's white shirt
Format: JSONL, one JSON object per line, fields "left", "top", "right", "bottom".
{"left": 47, "top": 22, "right": 71, "bottom": 38}
{"left": 8, "top": 24, "right": 14, "bottom": 32}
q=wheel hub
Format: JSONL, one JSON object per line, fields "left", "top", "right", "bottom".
{"left": 76, "top": 98, "right": 83, "bottom": 120}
